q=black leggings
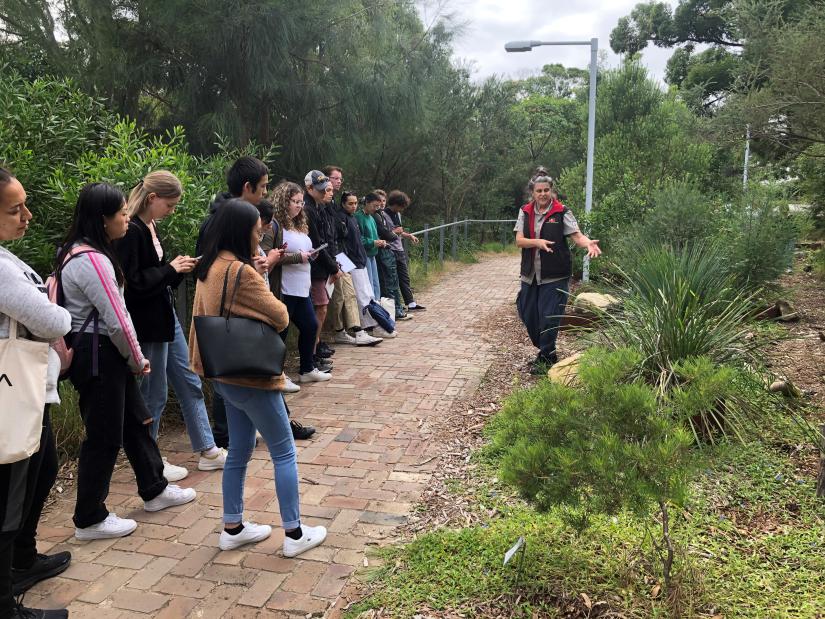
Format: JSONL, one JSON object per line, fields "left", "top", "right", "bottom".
{"left": 12, "top": 407, "right": 58, "bottom": 570}
{"left": 0, "top": 405, "right": 60, "bottom": 618}
{"left": 69, "top": 334, "right": 167, "bottom": 529}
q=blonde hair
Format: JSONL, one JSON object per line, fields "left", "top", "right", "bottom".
{"left": 270, "top": 181, "right": 308, "bottom": 233}
{"left": 127, "top": 170, "right": 183, "bottom": 218}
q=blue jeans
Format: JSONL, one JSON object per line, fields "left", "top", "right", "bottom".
{"left": 516, "top": 279, "right": 569, "bottom": 360}
{"left": 366, "top": 256, "right": 381, "bottom": 301}
{"left": 281, "top": 294, "right": 319, "bottom": 374}
{"left": 212, "top": 382, "right": 300, "bottom": 529}
{"left": 139, "top": 313, "right": 216, "bottom": 452}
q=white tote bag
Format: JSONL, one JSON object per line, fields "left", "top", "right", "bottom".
{"left": 0, "top": 319, "right": 48, "bottom": 464}
{"left": 379, "top": 296, "right": 396, "bottom": 319}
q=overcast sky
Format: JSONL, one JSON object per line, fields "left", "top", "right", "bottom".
{"left": 417, "top": 0, "right": 677, "bottom": 85}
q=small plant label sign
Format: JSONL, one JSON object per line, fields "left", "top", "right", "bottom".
{"left": 503, "top": 536, "right": 525, "bottom": 566}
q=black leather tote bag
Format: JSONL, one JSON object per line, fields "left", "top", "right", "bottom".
{"left": 194, "top": 262, "right": 286, "bottom": 378}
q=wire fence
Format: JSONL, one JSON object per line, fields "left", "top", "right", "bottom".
{"left": 404, "top": 219, "right": 518, "bottom": 273}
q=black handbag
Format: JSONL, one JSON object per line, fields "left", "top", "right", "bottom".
{"left": 193, "top": 262, "right": 286, "bottom": 378}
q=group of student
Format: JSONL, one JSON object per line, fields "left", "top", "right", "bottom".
{"left": 0, "top": 156, "right": 426, "bottom": 619}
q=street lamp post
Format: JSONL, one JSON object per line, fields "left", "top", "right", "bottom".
{"left": 505, "top": 38, "right": 598, "bottom": 282}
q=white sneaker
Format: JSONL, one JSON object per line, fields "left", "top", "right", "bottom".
{"left": 355, "top": 330, "right": 382, "bottom": 346}
{"left": 282, "top": 375, "right": 301, "bottom": 393}
{"left": 75, "top": 512, "right": 137, "bottom": 541}
{"left": 282, "top": 524, "right": 327, "bottom": 558}
{"left": 333, "top": 330, "right": 357, "bottom": 345}
{"left": 162, "top": 457, "right": 188, "bottom": 482}
{"left": 198, "top": 448, "right": 227, "bottom": 471}
{"left": 298, "top": 369, "right": 331, "bottom": 383}
{"left": 144, "top": 484, "right": 197, "bottom": 512}
{"left": 373, "top": 326, "right": 396, "bottom": 339}
{"left": 218, "top": 521, "right": 272, "bottom": 551}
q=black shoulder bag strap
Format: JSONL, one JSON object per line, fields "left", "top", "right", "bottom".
{"left": 219, "top": 262, "right": 245, "bottom": 321}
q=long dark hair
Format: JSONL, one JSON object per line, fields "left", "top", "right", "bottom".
{"left": 60, "top": 183, "right": 127, "bottom": 285}
{"left": 195, "top": 198, "right": 260, "bottom": 281}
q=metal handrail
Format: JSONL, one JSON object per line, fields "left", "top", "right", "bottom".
{"left": 409, "top": 218, "right": 516, "bottom": 236}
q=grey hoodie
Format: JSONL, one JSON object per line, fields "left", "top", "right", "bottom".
{"left": 60, "top": 246, "right": 146, "bottom": 373}
{"left": 0, "top": 246, "right": 72, "bottom": 404}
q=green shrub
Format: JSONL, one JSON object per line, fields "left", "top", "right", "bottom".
{"left": 720, "top": 184, "right": 800, "bottom": 288}
{"left": 613, "top": 181, "right": 717, "bottom": 264}
{"left": 602, "top": 243, "right": 759, "bottom": 391}
{"left": 490, "top": 347, "right": 697, "bottom": 589}
{"left": 1, "top": 69, "right": 276, "bottom": 275}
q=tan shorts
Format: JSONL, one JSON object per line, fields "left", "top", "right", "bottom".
{"left": 310, "top": 278, "right": 330, "bottom": 306}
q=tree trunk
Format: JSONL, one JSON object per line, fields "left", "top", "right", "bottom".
{"left": 817, "top": 424, "right": 825, "bottom": 498}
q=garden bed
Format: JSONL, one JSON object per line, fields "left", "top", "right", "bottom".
{"left": 340, "top": 255, "right": 825, "bottom": 619}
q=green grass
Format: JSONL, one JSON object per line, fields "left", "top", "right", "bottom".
{"left": 348, "top": 436, "right": 825, "bottom": 618}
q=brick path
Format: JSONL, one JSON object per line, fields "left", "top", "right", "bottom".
{"left": 26, "top": 254, "right": 520, "bottom": 618}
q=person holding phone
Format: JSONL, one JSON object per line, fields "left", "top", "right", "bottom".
{"left": 60, "top": 183, "right": 196, "bottom": 541}
{"left": 270, "top": 182, "right": 330, "bottom": 383}
{"left": 116, "top": 171, "right": 227, "bottom": 482}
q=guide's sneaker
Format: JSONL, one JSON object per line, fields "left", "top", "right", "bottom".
{"left": 144, "top": 484, "right": 196, "bottom": 512}
{"left": 283, "top": 524, "right": 327, "bottom": 557}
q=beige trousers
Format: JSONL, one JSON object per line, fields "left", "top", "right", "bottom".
{"left": 328, "top": 272, "right": 362, "bottom": 331}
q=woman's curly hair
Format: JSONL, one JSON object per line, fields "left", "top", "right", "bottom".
{"left": 270, "top": 181, "right": 307, "bottom": 233}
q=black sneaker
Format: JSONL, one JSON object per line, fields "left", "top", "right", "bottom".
{"left": 529, "top": 353, "right": 558, "bottom": 375}
{"left": 317, "top": 341, "right": 335, "bottom": 357}
{"left": 313, "top": 356, "right": 333, "bottom": 372}
{"left": 11, "top": 601, "right": 68, "bottom": 618}
{"left": 407, "top": 303, "right": 426, "bottom": 311}
{"left": 291, "top": 420, "right": 316, "bottom": 440}
{"left": 12, "top": 552, "right": 72, "bottom": 595}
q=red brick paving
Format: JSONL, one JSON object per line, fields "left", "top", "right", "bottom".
{"left": 27, "top": 255, "right": 519, "bottom": 617}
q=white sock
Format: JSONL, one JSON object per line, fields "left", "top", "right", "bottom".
{"left": 202, "top": 446, "right": 222, "bottom": 457}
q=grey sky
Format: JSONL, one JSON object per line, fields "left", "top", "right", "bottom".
{"left": 418, "top": 0, "right": 677, "bottom": 85}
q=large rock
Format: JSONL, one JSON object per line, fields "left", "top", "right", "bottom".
{"left": 548, "top": 353, "right": 583, "bottom": 386}
{"left": 573, "top": 292, "right": 620, "bottom": 312}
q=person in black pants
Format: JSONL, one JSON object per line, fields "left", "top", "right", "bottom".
{"left": 0, "top": 166, "right": 72, "bottom": 618}
{"left": 385, "top": 191, "right": 426, "bottom": 312}
{"left": 10, "top": 408, "right": 70, "bottom": 596}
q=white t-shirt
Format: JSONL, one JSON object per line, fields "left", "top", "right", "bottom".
{"left": 280, "top": 229, "right": 312, "bottom": 297}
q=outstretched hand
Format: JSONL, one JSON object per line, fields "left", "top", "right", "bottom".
{"left": 586, "top": 239, "right": 602, "bottom": 259}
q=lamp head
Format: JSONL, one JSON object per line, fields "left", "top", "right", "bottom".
{"left": 505, "top": 40, "right": 540, "bottom": 52}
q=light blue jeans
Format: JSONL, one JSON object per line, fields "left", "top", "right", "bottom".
{"left": 366, "top": 255, "right": 381, "bottom": 301}
{"left": 212, "top": 381, "right": 300, "bottom": 529}
{"left": 138, "top": 313, "right": 215, "bottom": 453}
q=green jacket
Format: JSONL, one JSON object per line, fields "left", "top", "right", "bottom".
{"left": 355, "top": 209, "right": 379, "bottom": 257}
